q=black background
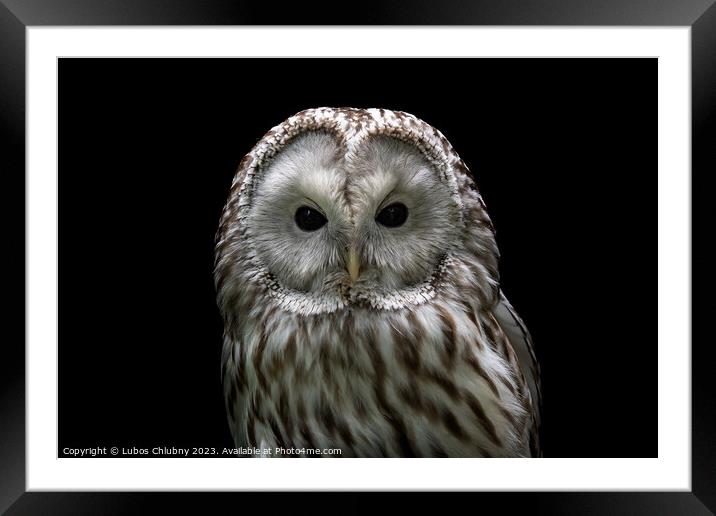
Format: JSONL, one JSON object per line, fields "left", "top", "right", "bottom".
{"left": 58, "top": 58, "right": 655, "bottom": 458}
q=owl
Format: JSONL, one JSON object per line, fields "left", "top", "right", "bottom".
{"left": 215, "top": 107, "right": 541, "bottom": 457}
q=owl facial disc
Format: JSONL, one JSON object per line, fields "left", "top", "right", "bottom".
{"left": 216, "top": 107, "right": 498, "bottom": 314}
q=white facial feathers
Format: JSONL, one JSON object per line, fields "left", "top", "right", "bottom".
{"left": 349, "top": 137, "right": 461, "bottom": 288}
{"left": 245, "top": 130, "right": 461, "bottom": 299}
{"left": 246, "top": 132, "right": 349, "bottom": 292}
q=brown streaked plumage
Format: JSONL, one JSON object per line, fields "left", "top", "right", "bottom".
{"left": 216, "top": 107, "right": 541, "bottom": 457}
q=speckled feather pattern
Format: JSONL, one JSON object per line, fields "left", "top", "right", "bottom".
{"left": 215, "top": 107, "right": 541, "bottom": 457}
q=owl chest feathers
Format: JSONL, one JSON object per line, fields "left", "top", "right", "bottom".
{"left": 222, "top": 295, "right": 535, "bottom": 457}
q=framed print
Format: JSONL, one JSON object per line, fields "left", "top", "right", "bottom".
{"left": 1, "top": 0, "right": 711, "bottom": 513}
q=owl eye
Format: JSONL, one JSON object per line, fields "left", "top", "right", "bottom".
{"left": 294, "top": 206, "right": 327, "bottom": 232}
{"left": 376, "top": 202, "right": 408, "bottom": 228}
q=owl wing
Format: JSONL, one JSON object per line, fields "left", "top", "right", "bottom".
{"left": 221, "top": 334, "right": 249, "bottom": 449}
{"left": 492, "top": 292, "right": 542, "bottom": 428}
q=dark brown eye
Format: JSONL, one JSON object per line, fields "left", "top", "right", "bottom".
{"left": 294, "top": 206, "right": 327, "bottom": 231}
{"left": 376, "top": 202, "right": 408, "bottom": 228}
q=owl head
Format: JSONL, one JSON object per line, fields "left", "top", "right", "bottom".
{"left": 215, "top": 108, "right": 499, "bottom": 317}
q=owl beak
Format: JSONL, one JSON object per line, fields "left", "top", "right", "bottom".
{"left": 347, "top": 248, "right": 361, "bottom": 283}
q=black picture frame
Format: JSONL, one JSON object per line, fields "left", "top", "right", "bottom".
{"left": 1, "top": 1, "right": 711, "bottom": 514}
